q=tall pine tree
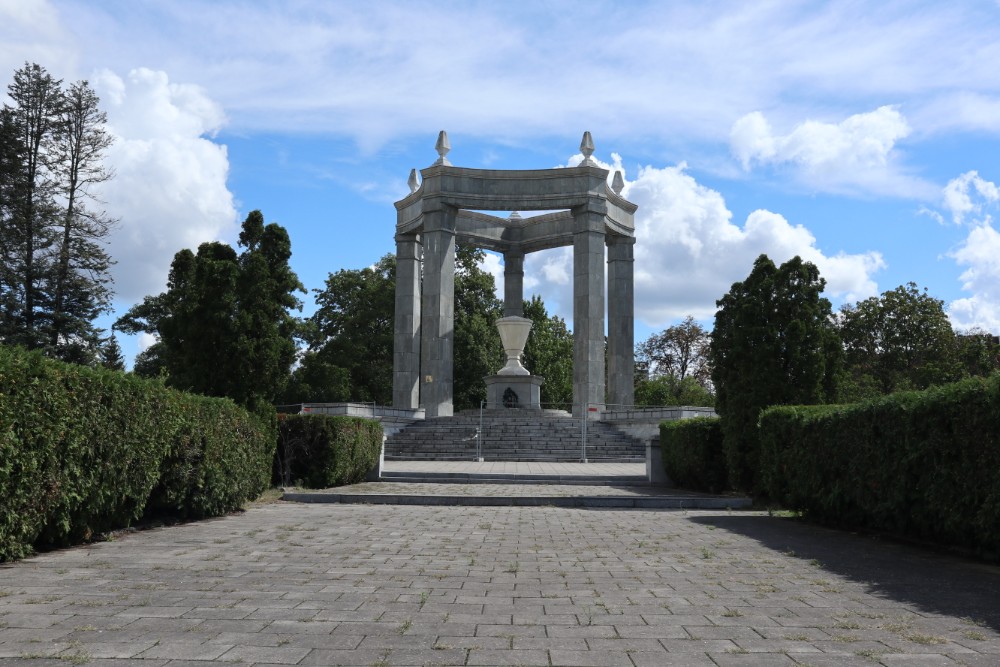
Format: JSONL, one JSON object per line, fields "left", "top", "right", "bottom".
{"left": 0, "top": 63, "right": 116, "bottom": 364}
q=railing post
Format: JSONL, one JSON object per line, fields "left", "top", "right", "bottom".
{"left": 478, "top": 400, "right": 485, "bottom": 462}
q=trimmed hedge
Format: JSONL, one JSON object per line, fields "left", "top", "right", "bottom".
{"left": 276, "top": 414, "right": 383, "bottom": 488}
{"left": 660, "top": 417, "right": 727, "bottom": 493}
{"left": 0, "top": 345, "right": 274, "bottom": 562}
{"left": 759, "top": 375, "right": 1000, "bottom": 556}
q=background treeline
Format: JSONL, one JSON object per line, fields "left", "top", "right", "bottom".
{"left": 0, "top": 344, "right": 274, "bottom": 562}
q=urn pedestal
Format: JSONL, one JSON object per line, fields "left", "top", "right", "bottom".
{"left": 485, "top": 316, "right": 544, "bottom": 409}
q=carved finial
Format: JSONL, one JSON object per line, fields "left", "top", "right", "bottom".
{"left": 612, "top": 170, "right": 625, "bottom": 194}
{"left": 508, "top": 211, "right": 522, "bottom": 221}
{"left": 580, "top": 131, "right": 596, "bottom": 166}
{"left": 434, "top": 130, "right": 451, "bottom": 166}
{"left": 408, "top": 169, "right": 420, "bottom": 193}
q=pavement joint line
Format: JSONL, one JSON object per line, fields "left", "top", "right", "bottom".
{"left": 2, "top": 500, "right": 999, "bottom": 666}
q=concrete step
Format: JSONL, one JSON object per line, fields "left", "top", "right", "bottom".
{"left": 385, "top": 412, "right": 646, "bottom": 462}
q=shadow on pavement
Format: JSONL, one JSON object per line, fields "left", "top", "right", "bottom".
{"left": 689, "top": 514, "right": 1000, "bottom": 633}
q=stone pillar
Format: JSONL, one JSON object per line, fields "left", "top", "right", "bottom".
{"left": 419, "top": 206, "right": 457, "bottom": 418}
{"left": 503, "top": 250, "right": 524, "bottom": 318}
{"left": 572, "top": 205, "right": 606, "bottom": 419}
{"left": 607, "top": 236, "right": 635, "bottom": 408}
{"left": 392, "top": 234, "right": 422, "bottom": 409}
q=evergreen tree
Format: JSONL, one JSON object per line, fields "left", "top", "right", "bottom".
{"left": 47, "top": 79, "right": 115, "bottom": 362}
{"left": 99, "top": 333, "right": 126, "bottom": 371}
{"left": 116, "top": 211, "right": 303, "bottom": 410}
{"left": 0, "top": 63, "right": 116, "bottom": 363}
{"left": 710, "top": 254, "right": 839, "bottom": 492}
{"left": 0, "top": 63, "right": 62, "bottom": 350}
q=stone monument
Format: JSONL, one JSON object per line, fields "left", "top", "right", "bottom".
{"left": 484, "top": 315, "right": 543, "bottom": 409}
{"left": 392, "top": 131, "right": 637, "bottom": 419}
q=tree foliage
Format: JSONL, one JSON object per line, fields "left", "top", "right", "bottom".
{"left": 635, "top": 374, "right": 714, "bottom": 407}
{"left": 710, "top": 254, "right": 840, "bottom": 492}
{"left": 837, "top": 282, "right": 962, "bottom": 399}
{"left": 0, "top": 63, "right": 116, "bottom": 364}
{"left": 116, "top": 210, "right": 302, "bottom": 411}
{"left": 635, "top": 315, "right": 713, "bottom": 406}
{"left": 286, "top": 250, "right": 572, "bottom": 411}
{"left": 521, "top": 295, "right": 573, "bottom": 408}
{"left": 636, "top": 315, "right": 711, "bottom": 384}
{"left": 290, "top": 254, "right": 396, "bottom": 405}
{"left": 453, "top": 245, "right": 503, "bottom": 411}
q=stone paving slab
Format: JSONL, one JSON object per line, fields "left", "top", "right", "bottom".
{"left": 284, "top": 482, "right": 753, "bottom": 509}
{"left": 1, "top": 502, "right": 999, "bottom": 666}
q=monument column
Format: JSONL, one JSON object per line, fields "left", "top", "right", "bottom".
{"left": 607, "top": 236, "right": 635, "bottom": 408}
{"left": 572, "top": 203, "right": 606, "bottom": 418}
{"left": 503, "top": 249, "right": 525, "bottom": 318}
{"left": 392, "top": 234, "right": 422, "bottom": 409}
{"left": 420, "top": 204, "right": 457, "bottom": 418}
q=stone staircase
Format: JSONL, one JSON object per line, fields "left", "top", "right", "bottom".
{"left": 384, "top": 409, "right": 645, "bottom": 462}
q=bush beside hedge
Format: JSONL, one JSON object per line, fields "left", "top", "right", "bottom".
{"left": 276, "top": 414, "right": 383, "bottom": 488}
{"left": 759, "top": 375, "right": 1000, "bottom": 556}
{"left": 0, "top": 345, "right": 274, "bottom": 562}
{"left": 660, "top": 417, "right": 727, "bottom": 493}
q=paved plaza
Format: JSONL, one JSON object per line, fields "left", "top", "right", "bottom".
{"left": 2, "top": 499, "right": 1000, "bottom": 666}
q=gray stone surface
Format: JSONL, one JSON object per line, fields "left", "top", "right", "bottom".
{"left": 393, "top": 132, "right": 638, "bottom": 422}
{"left": 3, "top": 500, "right": 999, "bottom": 666}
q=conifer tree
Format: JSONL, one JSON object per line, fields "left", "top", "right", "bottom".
{"left": 710, "top": 254, "right": 839, "bottom": 491}
{"left": 116, "top": 211, "right": 303, "bottom": 410}
{"left": 0, "top": 63, "right": 116, "bottom": 363}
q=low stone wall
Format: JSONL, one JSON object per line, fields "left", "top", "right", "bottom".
{"left": 296, "top": 403, "right": 424, "bottom": 437}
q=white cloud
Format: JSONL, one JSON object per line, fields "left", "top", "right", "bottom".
{"left": 137, "top": 332, "right": 157, "bottom": 352}
{"left": 92, "top": 68, "right": 238, "bottom": 302}
{"left": 948, "top": 223, "right": 1000, "bottom": 332}
{"left": 730, "top": 106, "right": 922, "bottom": 196}
{"left": 942, "top": 171, "right": 1000, "bottom": 225}
{"left": 521, "top": 158, "right": 885, "bottom": 329}
{"left": 8, "top": 2, "right": 1000, "bottom": 149}
{"left": 0, "top": 0, "right": 74, "bottom": 79}
{"left": 942, "top": 171, "right": 1000, "bottom": 332}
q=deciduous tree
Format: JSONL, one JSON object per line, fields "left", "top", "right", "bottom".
{"left": 521, "top": 295, "right": 573, "bottom": 408}
{"left": 838, "top": 283, "right": 961, "bottom": 399}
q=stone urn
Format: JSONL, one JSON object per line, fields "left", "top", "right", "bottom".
{"left": 495, "top": 316, "right": 532, "bottom": 376}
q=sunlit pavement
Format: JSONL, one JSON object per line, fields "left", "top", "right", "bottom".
{"left": 2, "top": 500, "right": 999, "bottom": 666}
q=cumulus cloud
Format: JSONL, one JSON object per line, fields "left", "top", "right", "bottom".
{"left": 943, "top": 172, "right": 1000, "bottom": 331}
{"left": 520, "top": 158, "right": 885, "bottom": 330}
{"left": 949, "top": 223, "right": 1000, "bottom": 331}
{"left": 729, "top": 107, "right": 925, "bottom": 196}
{"left": 92, "top": 68, "right": 238, "bottom": 302}
{"left": 942, "top": 170, "right": 1000, "bottom": 225}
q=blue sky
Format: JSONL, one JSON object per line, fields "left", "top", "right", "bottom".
{"left": 3, "top": 0, "right": 1000, "bottom": 367}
